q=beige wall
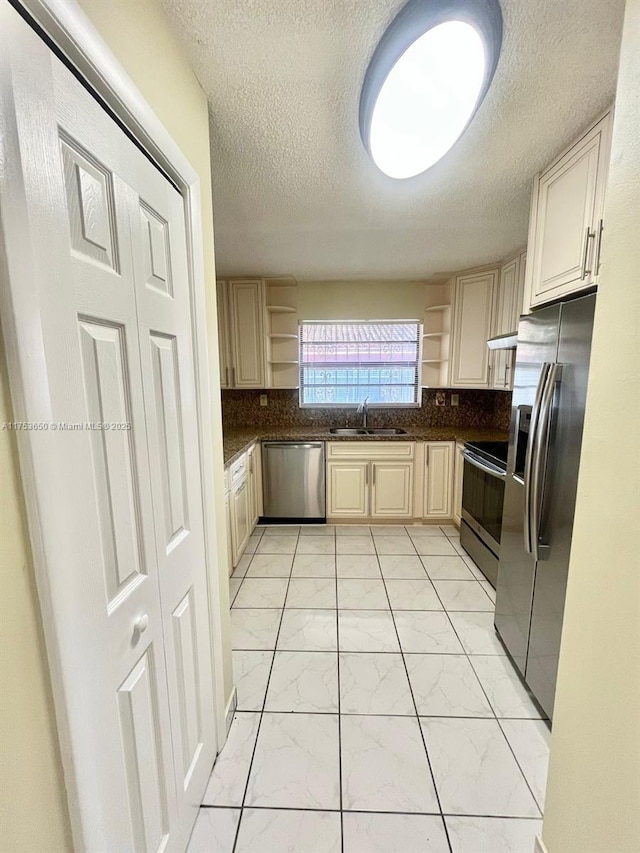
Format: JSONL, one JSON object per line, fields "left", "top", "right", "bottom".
{"left": 541, "top": 1, "right": 640, "bottom": 850}
{"left": 0, "top": 0, "right": 232, "bottom": 848}
{"left": 0, "top": 332, "right": 73, "bottom": 851}
{"left": 299, "top": 279, "right": 428, "bottom": 320}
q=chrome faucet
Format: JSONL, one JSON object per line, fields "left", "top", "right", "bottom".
{"left": 357, "top": 396, "right": 370, "bottom": 429}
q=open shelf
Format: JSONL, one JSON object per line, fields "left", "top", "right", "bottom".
{"left": 268, "top": 360, "right": 299, "bottom": 365}
{"left": 423, "top": 332, "right": 444, "bottom": 338}
{"left": 266, "top": 305, "right": 297, "bottom": 314}
{"left": 424, "top": 304, "right": 449, "bottom": 312}
{"left": 268, "top": 333, "right": 298, "bottom": 340}
{"left": 422, "top": 359, "right": 444, "bottom": 363}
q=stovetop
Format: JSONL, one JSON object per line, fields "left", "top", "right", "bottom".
{"left": 464, "top": 440, "right": 509, "bottom": 469}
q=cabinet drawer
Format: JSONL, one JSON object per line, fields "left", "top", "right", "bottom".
{"left": 327, "top": 441, "right": 415, "bottom": 460}
{"left": 230, "top": 453, "right": 248, "bottom": 489}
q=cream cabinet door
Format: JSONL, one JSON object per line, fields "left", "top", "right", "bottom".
{"left": 492, "top": 257, "right": 521, "bottom": 390}
{"left": 450, "top": 270, "right": 498, "bottom": 388}
{"left": 216, "top": 280, "right": 231, "bottom": 388}
{"left": 526, "top": 112, "right": 612, "bottom": 309}
{"left": 229, "top": 279, "right": 265, "bottom": 387}
{"left": 225, "top": 490, "right": 233, "bottom": 577}
{"left": 328, "top": 462, "right": 369, "bottom": 517}
{"left": 371, "top": 462, "right": 414, "bottom": 518}
{"left": 453, "top": 442, "right": 465, "bottom": 527}
{"left": 231, "top": 479, "right": 251, "bottom": 566}
{"left": 247, "top": 444, "right": 260, "bottom": 530}
{"left": 423, "top": 442, "right": 454, "bottom": 519}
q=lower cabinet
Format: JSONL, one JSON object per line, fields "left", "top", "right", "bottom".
{"left": 371, "top": 462, "right": 414, "bottom": 517}
{"left": 453, "top": 441, "right": 465, "bottom": 527}
{"left": 227, "top": 443, "right": 260, "bottom": 568}
{"left": 247, "top": 442, "right": 261, "bottom": 529}
{"left": 327, "top": 462, "right": 369, "bottom": 517}
{"left": 423, "top": 441, "right": 455, "bottom": 520}
{"left": 230, "top": 477, "right": 250, "bottom": 566}
{"left": 327, "top": 442, "right": 415, "bottom": 519}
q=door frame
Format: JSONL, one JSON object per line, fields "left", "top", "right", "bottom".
{"left": 0, "top": 0, "right": 227, "bottom": 844}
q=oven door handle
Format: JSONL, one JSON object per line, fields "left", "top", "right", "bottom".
{"left": 462, "top": 450, "right": 506, "bottom": 480}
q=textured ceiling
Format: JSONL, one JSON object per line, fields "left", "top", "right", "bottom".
{"left": 159, "top": 0, "right": 625, "bottom": 280}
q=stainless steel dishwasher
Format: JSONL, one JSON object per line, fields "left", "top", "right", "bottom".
{"left": 261, "top": 441, "right": 326, "bottom": 521}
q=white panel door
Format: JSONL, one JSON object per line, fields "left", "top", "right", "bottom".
{"left": 216, "top": 280, "right": 231, "bottom": 388}
{"left": 229, "top": 280, "right": 265, "bottom": 387}
{"left": 450, "top": 271, "right": 498, "bottom": 388}
{"left": 123, "top": 107, "right": 216, "bottom": 840}
{"left": 423, "top": 442, "right": 454, "bottom": 519}
{"left": 0, "top": 12, "right": 217, "bottom": 851}
{"left": 371, "top": 462, "right": 414, "bottom": 518}
{"left": 327, "top": 462, "right": 369, "bottom": 517}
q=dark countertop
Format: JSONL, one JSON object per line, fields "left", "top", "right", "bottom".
{"left": 222, "top": 425, "right": 509, "bottom": 466}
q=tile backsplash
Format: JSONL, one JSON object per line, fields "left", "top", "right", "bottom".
{"left": 222, "top": 389, "right": 511, "bottom": 432}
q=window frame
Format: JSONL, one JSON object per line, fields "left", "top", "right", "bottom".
{"left": 298, "top": 319, "right": 423, "bottom": 409}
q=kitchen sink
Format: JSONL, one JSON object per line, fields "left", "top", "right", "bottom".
{"left": 329, "top": 427, "right": 407, "bottom": 436}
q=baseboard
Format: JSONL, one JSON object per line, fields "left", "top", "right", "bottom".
{"left": 535, "top": 835, "right": 549, "bottom": 853}
{"left": 224, "top": 686, "right": 237, "bottom": 737}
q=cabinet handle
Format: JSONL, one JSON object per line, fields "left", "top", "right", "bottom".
{"left": 372, "top": 465, "right": 376, "bottom": 487}
{"left": 231, "top": 366, "right": 236, "bottom": 386}
{"left": 581, "top": 226, "right": 596, "bottom": 280}
{"left": 504, "top": 361, "right": 510, "bottom": 387}
{"left": 594, "top": 219, "right": 604, "bottom": 276}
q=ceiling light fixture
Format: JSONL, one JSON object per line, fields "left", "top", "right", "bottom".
{"left": 359, "top": 0, "right": 503, "bottom": 179}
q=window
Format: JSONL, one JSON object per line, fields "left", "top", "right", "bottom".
{"left": 299, "top": 320, "right": 422, "bottom": 407}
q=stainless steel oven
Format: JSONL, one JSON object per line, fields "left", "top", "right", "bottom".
{"left": 460, "top": 441, "right": 508, "bottom": 588}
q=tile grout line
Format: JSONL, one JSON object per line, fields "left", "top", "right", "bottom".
{"left": 374, "top": 530, "right": 455, "bottom": 853}
{"left": 230, "top": 526, "right": 300, "bottom": 853}
{"left": 333, "top": 531, "right": 344, "bottom": 853}
{"left": 224, "top": 524, "right": 544, "bottom": 849}
{"left": 201, "top": 801, "right": 543, "bottom": 821}
{"left": 433, "top": 529, "right": 546, "bottom": 820}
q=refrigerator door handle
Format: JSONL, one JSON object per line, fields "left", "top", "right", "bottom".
{"left": 524, "top": 363, "right": 551, "bottom": 554}
{"left": 531, "top": 364, "right": 562, "bottom": 561}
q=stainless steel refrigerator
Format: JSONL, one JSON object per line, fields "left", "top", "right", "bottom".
{"left": 495, "top": 292, "right": 595, "bottom": 720}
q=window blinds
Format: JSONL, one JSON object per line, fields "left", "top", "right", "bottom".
{"left": 299, "top": 320, "right": 422, "bottom": 407}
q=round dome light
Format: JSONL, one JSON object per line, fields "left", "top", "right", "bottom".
{"left": 360, "top": 0, "right": 503, "bottom": 179}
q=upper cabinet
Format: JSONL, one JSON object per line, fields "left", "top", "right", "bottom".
{"left": 450, "top": 269, "right": 498, "bottom": 388}
{"left": 264, "top": 277, "right": 299, "bottom": 389}
{"left": 491, "top": 251, "right": 526, "bottom": 390}
{"left": 216, "top": 279, "right": 232, "bottom": 389}
{"left": 216, "top": 277, "right": 299, "bottom": 390}
{"left": 229, "top": 279, "right": 266, "bottom": 387}
{"left": 525, "top": 110, "right": 613, "bottom": 310}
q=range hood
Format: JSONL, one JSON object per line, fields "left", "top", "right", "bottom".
{"left": 487, "top": 332, "right": 518, "bottom": 350}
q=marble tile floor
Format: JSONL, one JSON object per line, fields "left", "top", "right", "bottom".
{"left": 189, "top": 524, "right": 550, "bottom": 853}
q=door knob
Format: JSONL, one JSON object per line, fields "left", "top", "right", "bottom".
{"left": 134, "top": 614, "right": 149, "bottom": 634}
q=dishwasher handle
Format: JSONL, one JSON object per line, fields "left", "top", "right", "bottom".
{"left": 263, "top": 442, "right": 324, "bottom": 449}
